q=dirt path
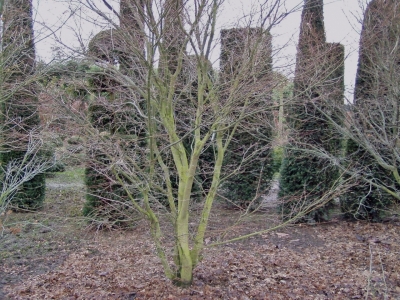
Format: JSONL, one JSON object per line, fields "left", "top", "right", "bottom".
{"left": 46, "top": 182, "right": 84, "bottom": 189}
{"left": 261, "top": 180, "right": 280, "bottom": 209}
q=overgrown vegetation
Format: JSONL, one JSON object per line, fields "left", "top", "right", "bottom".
{"left": 279, "top": 0, "right": 344, "bottom": 222}
{"left": 83, "top": 33, "right": 132, "bottom": 225}
{"left": 219, "top": 28, "right": 275, "bottom": 209}
{"left": 341, "top": 0, "right": 399, "bottom": 221}
{"left": 1, "top": 0, "right": 46, "bottom": 210}
{"left": 1, "top": 0, "right": 400, "bottom": 294}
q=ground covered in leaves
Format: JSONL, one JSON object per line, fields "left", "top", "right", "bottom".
{"left": 1, "top": 169, "right": 400, "bottom": 299}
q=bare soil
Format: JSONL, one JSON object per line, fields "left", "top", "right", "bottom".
{"left": 1, "top": 169, "right": 400, "bottom": 299}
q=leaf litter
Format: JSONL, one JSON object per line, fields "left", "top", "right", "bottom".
{"left": 2, "top": 211, "right": 400, "bottom": 299}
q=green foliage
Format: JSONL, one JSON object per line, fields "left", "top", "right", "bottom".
{"left": 278, "top": 99, "right": 341, "bottom": 222}
{"left": 294, "top": 0, "right": 326, "bottom": 94}
{"left": 39, "top": 59, "right": 90, "bottom": 100}
{"left": 222, "top": 128, "right": 274, "bottom": 209}
{"left": 278, "top": 149, "right": 336, "bottom": 222}
{"left": 278, "top": 1, "right": 344, "bottom": 222}
{"left": 279, "top": 93, "right": 343, "bottom": 221}
{"left": 340, "top": 0, "right": 399, "bottom": 221}
{"left": 83, "top": 10, "right": 148, "bottom": 225}
{"left": 41, "top": 143, "right": 65, "bottom": 175}
{"left": 218, "top": 27, "right": 275, "bottom": 208}
{"left": 0, "top": 0, "right": 46, "bottom": 210}
{"left": 47, "top": 162, "right": 66, "bottom": 173}
{"left": 84, "top": 64, "right": 121, "bottom": 223}
{"left": 83, "top": 149, "right": 112, "bottom": 217}
{"left": 272, "top": 146, "right": 284, "bottom": 175}
{"left": 341, "top": 140, "right": 394, "bottom": 221}
{"left": 86, "top": 66, "right": 118, "bottom": 95}
{"left": 83, "top": 139, "right": 136, "bottom": 227}
{"left": 84, "top": 32, "right": 142, "bottom": 225}
{"left": 84, "top": 104, "right": 133, "bottom": 225}
{"left": 1, "top": 151, "right": 46, "bottom": 210}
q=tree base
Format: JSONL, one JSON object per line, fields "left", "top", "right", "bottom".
{"left": 172, "top": 277, "right": 193, "bottom": 288}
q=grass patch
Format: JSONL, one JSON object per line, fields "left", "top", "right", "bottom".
{"left": 54, "top": 166, "right": 85, "bottom": 183}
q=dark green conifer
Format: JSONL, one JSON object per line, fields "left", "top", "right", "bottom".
{"left": 219, "top": 28, "right": 275, "bottom": 209}
{"left": 83, "top": 0, "right": 146, "bottom": 224}
{"left": 84, "top": 30, "right": 118, "bottom": 220}
{"left": 1, "top": 0, "right": 45, "bottom": 209}
{"left": 119, "top": 0, "right": 146, "bottom": 79}
{"left": 84, "top": 67, "right": 120, "bottom": 222}
{"left": 341, "top": 0, "right": 400, "bottom": 220}
{"left": 278, "top": 0, "right": 344, "bottom": 222}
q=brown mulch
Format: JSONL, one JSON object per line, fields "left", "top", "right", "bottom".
{"left": 3, "top": 217, "right": 400, "bottom": 299}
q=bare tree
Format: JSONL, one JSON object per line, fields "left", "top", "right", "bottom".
{"left": 70, "top": 0, "right": 299, "bottom": 286}
{"left": 0, "top": 136, "right": 54, "bottom": 223}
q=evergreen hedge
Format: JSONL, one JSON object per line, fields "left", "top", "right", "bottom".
{"left": 83, "top": 30, "right": 125, "bottom": 224}
{"left": 1, "top": 0, "right": 46, "bottom": 209}
{"left": 340, "top": 0, "right": 399, "bottom": 221}
{"left": 278, "top": 0, "right": 344, "bottom": 222}
{"left": 219, "top": 28, "right": 275, "bottom": 209}
{"left": 341, "top": 139, "right": 394, "bottom": 221}
{"left": 84, "top": 15, "right": 146, "bottom": 224}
